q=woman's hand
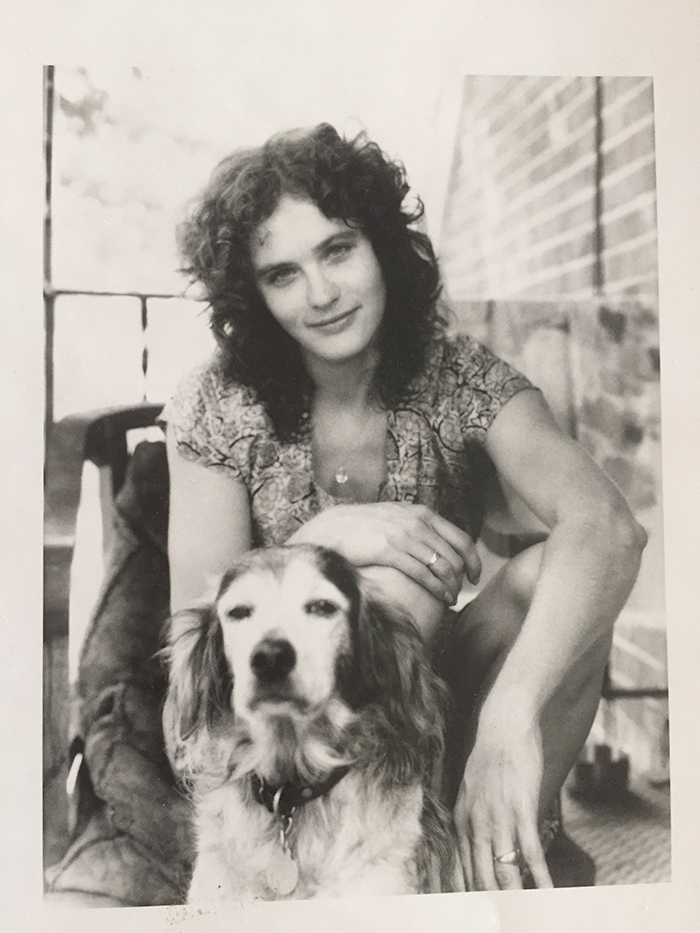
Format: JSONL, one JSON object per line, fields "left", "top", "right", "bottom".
{"left": 454, "top": 700, "right": 553, "bottom": 890}
{"left": 288, "top": 502, "right": 480, "bottom": 605}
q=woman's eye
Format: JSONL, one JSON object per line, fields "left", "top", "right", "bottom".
{"left": 325, "top": 241, "right": 353, "bottom": 260}
{"left": 304, "top": 599, "right": 340, "bottom": 618}
{"left": 265, "top": 267, "right": 297, "bottom": 287}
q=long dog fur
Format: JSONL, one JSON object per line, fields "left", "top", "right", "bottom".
{"left": 163, "top": 544, "right": 462, "bottom": 901}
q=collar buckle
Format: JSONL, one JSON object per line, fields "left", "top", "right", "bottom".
{"left": 251, "top": 765, "right": 351, "bottom": 819}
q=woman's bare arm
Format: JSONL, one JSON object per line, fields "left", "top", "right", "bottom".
{"left": 453, "top": 388, "right": 647, "bottom": 889}
{"left": 483, "top": 389, "right": 647, "bottom": 714}
{"left": 166, "top": 428, "right": 252, "bottom": 613}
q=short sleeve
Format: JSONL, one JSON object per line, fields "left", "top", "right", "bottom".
{"left": 159, "top": 356, "right": 271, "bottom": 486}
{"left": 424, "top": 334, "right": 535, "bottom": 451}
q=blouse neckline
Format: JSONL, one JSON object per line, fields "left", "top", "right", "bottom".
{"left": 300, "top": 408, "right": 404, "bottom": 507}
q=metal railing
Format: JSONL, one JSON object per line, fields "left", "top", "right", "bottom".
{"left": 43, "top": 285, "right": 196, "bottom": 431}
{"left": 43, "top": 68, "right": 204, "bottom": 440}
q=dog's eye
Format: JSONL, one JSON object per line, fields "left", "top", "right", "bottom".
{"left": 304, "top": 599, "right": 340, "bottom": 618}
{"left": 226, "top": 604, "right": 253, "bottom": 621}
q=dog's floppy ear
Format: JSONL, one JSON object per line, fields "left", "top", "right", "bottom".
{"left": 352, "top": 592, "right": 448, "bottom": 780}
{"left": 162, "top": 604, "right": 232, "bottom": 778}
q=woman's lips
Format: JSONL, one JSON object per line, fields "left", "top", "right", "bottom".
{"left": 307, "top": 307, "right": 358, "bottom": 332}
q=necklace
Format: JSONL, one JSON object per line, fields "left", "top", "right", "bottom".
{"left": 334, "top": 466, "right": 350, "bottom": 486}
{"left": 328, "top": 413, "right": 381, "bottom": 495}
{"left": 312, "top": 400, "right": 387, "bottom": 501}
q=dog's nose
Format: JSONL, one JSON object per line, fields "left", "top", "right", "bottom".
{"left": 250, "top": 638, "right": 297, "bottom": 682}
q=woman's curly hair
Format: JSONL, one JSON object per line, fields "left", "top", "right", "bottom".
{"left": 177, "top": 123, "right": 445, "bottom": 441}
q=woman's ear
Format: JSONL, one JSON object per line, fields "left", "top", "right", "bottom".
{"left": 162, "top": 605, "right": 232, "bottom": 776}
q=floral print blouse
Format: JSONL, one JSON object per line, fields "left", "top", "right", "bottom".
{"left": 161, "top": 334, "right": 534, "bottom": 546}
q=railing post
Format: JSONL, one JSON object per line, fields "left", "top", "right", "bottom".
{"left": 140, "top": 294, "right": 149, "bottom": 401}
{"left": 44, "top": 65, "right": 55, "bottom": 451}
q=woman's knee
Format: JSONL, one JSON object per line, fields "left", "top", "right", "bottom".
{"left": 360, "top": 565, "right": 445, "bottom": 640}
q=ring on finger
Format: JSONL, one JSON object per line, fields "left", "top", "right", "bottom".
{"left": 493, "top": 849, "right": 521, "bottom": 866}
{"left": 426, "top": 551, "right": 440, "bottom": 568}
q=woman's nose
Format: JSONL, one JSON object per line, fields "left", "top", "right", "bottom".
{"left": 306, "top": 268, "right": 340, "bottom": 309}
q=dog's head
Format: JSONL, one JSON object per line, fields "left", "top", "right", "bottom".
{"left": 163, "top": 544, "right": 445, "bottom": 787}
{"left": 216, "top": 545, "right": 361, "bottom": 720}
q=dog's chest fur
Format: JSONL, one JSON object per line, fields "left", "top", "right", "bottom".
{"left": 190, "top": 772, "right": 426, "bottom": 901}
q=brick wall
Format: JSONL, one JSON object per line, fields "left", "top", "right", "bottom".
{"left": 440, "top": 76, "right": 666, "bottom": 777}
{"left": 600, "top": 78, "right": 658, "bottom": 299}
{"left": 440, "top": 76, "right": 657, "bottom": 302}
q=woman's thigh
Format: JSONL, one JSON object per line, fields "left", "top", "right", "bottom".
{"left": 360, "top": 564, "right": 447, "bottom": 640}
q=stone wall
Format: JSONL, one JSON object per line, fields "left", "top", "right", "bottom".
{"left": 440, "top": 76, "right": 666, "bottom": 777}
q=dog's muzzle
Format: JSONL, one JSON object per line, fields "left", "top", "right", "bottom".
{"left": 251, "top": 638, "right": 297, "bottom": 684}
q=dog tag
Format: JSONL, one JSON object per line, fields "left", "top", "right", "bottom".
{"left": 265, "top": 848, "right": 299, "bottom": 896}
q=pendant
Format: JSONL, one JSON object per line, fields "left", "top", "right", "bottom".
{"left": 265, "top": 847, "right": 299, "bottom": 896}
{"left": 334, "top": 467, "right": 349, "bottom": 485}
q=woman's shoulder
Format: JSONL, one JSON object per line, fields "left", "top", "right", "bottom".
{"left": 418, "top": 331, "right": 507, "bottom": 387}
{"left": 166, "top": 351, "right": 267, "bottom": 422}
{"left": 415, "top": 331, "right": 534, "bottom": 433}
{"left": 429, "top": 331, "right": 531, "bottom": 391}
{"left": 160, "top": 351, "right": 283, "bottom": 482}
{"left": 160, "top": 351, "right": 274, "bottom": 459}
{"left": 430, "top": 330, "right": 497, "bottom": 369}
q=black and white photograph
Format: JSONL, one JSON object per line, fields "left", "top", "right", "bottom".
{"left": 3, "top": 2, "right": 700, "bottom": 932}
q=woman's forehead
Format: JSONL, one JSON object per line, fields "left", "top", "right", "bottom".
{"left": 250, "top": 195, "right": 356, "bottom": 265}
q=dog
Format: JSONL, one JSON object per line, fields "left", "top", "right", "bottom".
{"left": 163, "top": 544, "right": 463, "bottom": 902}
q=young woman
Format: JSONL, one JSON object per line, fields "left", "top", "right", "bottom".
{"left": 164, "top": 123, "right": 646, "bottom": 891}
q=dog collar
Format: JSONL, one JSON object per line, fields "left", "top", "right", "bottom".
{"left": 251, "top": 766, "right": 351, "bottom": 818}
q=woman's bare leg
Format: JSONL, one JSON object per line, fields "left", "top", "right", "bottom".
{"left": 436, "top": 543, "right": 612, "bottom": 818}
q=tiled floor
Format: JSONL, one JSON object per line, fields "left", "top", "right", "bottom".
{"left": 562, "top": 771, "right": 671, "bottom": 885}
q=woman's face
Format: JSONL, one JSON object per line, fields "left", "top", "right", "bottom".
{"left": 250, "top": 195, "right": 387, "bottom": 370}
